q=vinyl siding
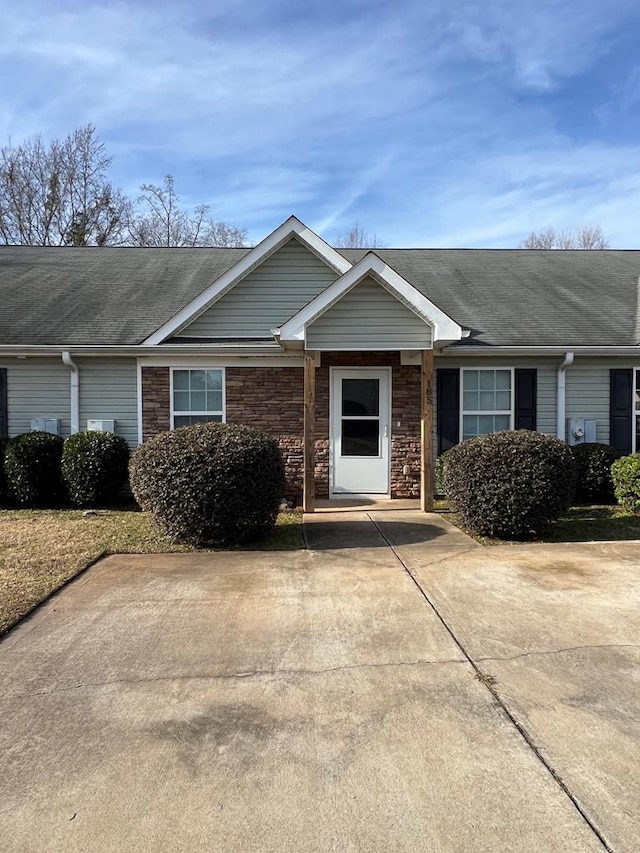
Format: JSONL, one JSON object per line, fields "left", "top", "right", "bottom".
{"left": 432, "top": 356, "right": 558, "bottom": 462}
{"left": 564, "top": 357, "right": 637, "bottom": 444}
{"left": 307, "top": 278, "right": 432, "bottom": 351}
{"left": 76, "top": 358, "right": 139, "bottom": 447}
{"left": 177, "top": 238, "right": 339, "bottom": 338}
{"left": 0, "top": 358, "right": 71, "bottom": 437}
{"left": 431, "top": 355, "right": 640, "bottom": 453}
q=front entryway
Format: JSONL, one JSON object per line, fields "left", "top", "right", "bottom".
{"left": 330, "top": 367, "right": 391, "bottom": 497}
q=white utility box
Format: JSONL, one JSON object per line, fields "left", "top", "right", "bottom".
{"left": 566, "top": 418, "right": 596, "bottom": 445}
{"left": 31, "top": 418, "right": 61, "bottom": 435}
{"left": 87, "top": 419, "right": 116, "bottom": 433}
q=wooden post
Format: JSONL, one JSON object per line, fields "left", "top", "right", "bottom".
{"left": 421, "top": 349, "right": 434, "bottom": 512}
{"left": 303, "top": 351, "right": 316, "bottom": 513}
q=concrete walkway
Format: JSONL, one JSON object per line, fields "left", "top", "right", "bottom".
{"left": 0, "top": 509, "right": 638, "bottom": 852}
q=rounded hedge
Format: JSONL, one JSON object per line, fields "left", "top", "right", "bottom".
{"left": 129, "top": 422, "right": 285, "bottom": 546}
{"left": 611, "top": 454, "right": 640, "bottom": 514}
{"left": 4, "top": 431, "right": 65, "bottom": 508}
{"left": 444, "top": 430, "right": 576, "bottom": 540}
{"left": 62, "top": 431, "right": 130, "bottom": 507}
{"left": 570, "top": 442, "right": 620, "bottom": 504}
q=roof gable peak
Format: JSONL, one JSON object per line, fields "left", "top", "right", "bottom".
{"left": 143, "top": 216, "right": 351, "bottom": 346}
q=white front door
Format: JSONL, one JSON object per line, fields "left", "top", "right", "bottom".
{"left": 330, "top": 368, "right": 391, "bottom": 497}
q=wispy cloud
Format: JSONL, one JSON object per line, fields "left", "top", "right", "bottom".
{"left": 1, "top": 0, "right": 640, "bottom": 246}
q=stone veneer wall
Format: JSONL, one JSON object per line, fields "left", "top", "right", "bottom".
{"left": 141, "top": 367, "right": 170, "bottom": 440}
{"left": 225, "top": 367, "right": 305, "bottom": 499}
{"left": 315, "top": 352, "right": 421, "bottom": 499}
{"left": 141, "top": 356, "right": 422, "bottom": 501}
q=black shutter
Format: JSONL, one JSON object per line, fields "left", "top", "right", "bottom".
{"left": 514, "top": 369, "right": 537, "bottom": 431}
{"left": 437, "top": 368, "right": 460, "bottom": 454}
{"left": 0, "top": 368, "right": 7, "bottom": 438}
{"left": 610, "top": 368, "right": 633, "bottom": 454}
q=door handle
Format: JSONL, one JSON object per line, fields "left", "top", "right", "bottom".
{"left": 383, "top": 424, "right": 388, "bottom": 438}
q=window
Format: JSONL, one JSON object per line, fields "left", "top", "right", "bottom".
{"left": 171, "top": 368, "right": 224, "bottom": 428}
{"left": 461, "top": 368, "right": 513, "bottom": 440}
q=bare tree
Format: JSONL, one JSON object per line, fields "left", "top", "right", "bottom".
{"left": 520, "top": 225, "right": 609, "bottom": 249}
{"left": 335, "top": 222, "right": 385, "bottom": 249}
{"left": 0, "top": 125, "right": 128, "bottom": 246}
{"left": 125, "top": 175, "right": 248, "bottom": 247}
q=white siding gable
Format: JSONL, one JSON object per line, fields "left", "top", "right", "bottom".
{"left": 306, "top": 277, "right": 433, "bottom": 351}
{"left": 177, "top": 238, "right": 338, "bottom": 339}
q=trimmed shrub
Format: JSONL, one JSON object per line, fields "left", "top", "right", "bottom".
{"left": 444, "top": 430, "right": 576, "bottom": 540}
{"left": 570, "top": 442, "right": 620, "bottom": 504}
{"left": 62, "top": 431, "right": 130, "bottom": 507}
{"left": 129, "top": 422, "right": 285, "bottom": 546}
{"left": 0, "top": 435, "right": 9, "bottom": 506}
{"left": 611, "top": 454, "right": 640, "bottom": 514}
{"left": 4, "top": 431, "right": 65, "bottom": 508}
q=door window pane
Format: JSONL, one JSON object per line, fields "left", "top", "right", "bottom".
{"left": 342, "top": 379, "right": 379, "bottom": 416}
{"left": 342, "top": 419, "right": 379, "bottom": 456}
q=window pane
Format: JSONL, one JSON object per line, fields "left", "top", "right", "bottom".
{"left": 496, "top": 390, "right": 511, "bottom": 410}
{"left": 464, "top": 370, "right": 478, "bottom": 390}
{"left": 495, "top": 370, "right": 511, "bottom": 391}
{"left": 173, "top": 370, "right": 190, "bottom": 391}
{"left": 462, "top": 415, "right": 478, "bottom": 440}
{"left": 342, "top": 379, "right": 379, "bottom": 416}
{"left": 206, "top": 370, "right": 222, "bottom": 391}
{"left": 173, "top": 390, "right": 190, "bottom": 412}
{"left": 342, "top": 419, "right": 379, "bottom": 456}
{"left": 478, "top": 415, "right": 495, "bottom": 434}
{"left": 207, "top": 391, "right": 223, "bottom": 412}
{"left": 494, "top": 415, "right": 510, "bottom": 431}
{"left": 190, "top": 370, "right": 206, "bottom": 391}
{"left": 189, "top": 391, "right": 204, "bottom": 410}
{"left": 479, "top": 371, "right": 494, "bottom": 390}
{"left": 174, "top": 414, "right": 222, "bottom": 428}
{"left": 463, "top": 390, "right": 478, "bottom": 410}
{"left": 479, "top": 390, "right": 495, "bottom": 411}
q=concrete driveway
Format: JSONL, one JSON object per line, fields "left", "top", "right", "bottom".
{"left": 0, "top": 511, "right": 638, "bottom": 852}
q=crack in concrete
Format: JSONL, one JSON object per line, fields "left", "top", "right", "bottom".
{"left": 477, "top": 642, "right": 640, "bottom": 663}
{"left": 1, "top": 656, "right": 469, "bottom": 702}
{"left": 366, "top": 512, "right": 616, "bottom": 853}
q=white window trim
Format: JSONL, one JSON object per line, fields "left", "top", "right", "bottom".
{"left": 460, "top": 367, "right": 515, "bottom": 442}
{"left": 170, "top": 367, "right": 226, "bottom": 429}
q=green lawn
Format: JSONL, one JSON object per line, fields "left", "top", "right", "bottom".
{"left": 439, "top": 504, "right": 640, "bottom": 545}
{"left": 0, "top": 509, "right": 303, "bottom": 636}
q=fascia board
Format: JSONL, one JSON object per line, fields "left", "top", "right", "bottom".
{"left": 142, "top": 216, "right": 352, "bottom": 346}
{"left": 279, "top": 253, "right": 463, "bottom": 345}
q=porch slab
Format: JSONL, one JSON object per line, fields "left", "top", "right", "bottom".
{"left": 314, "top": 498, "right": 422, "bottom": 512}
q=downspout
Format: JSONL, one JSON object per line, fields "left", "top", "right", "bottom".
{"left": 556, "top": 351, "right": 574, "bottom": 440}
{"left": 62, "top": 351, "right": 80, "bottom": 434}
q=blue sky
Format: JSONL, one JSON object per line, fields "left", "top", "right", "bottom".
{"left": 2, "top": 0, "right": 640, "bottom": 247}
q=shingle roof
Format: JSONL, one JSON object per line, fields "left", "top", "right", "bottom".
{"left": 341, "top": 249, "right": 640, "bottom": 347}
{"left": 0, "top": 246, "right": 249, "bottom": 346}
{"left": 0, "top": 244, "right": 638, "bottom": 347}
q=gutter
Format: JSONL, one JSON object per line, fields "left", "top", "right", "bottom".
{"left": 440, "top": 346, "right": 640, "bottom": 357}
{"left": 61, "top": 351, "right": 79, "bottom": 434}
{"left": 556, "top": 352, "right": 574, "bottom": 440}
{"left": 0, "top": 344, "right": 289, "bottom": 358}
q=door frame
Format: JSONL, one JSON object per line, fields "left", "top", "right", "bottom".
{"left": 329, "top": 366, "right": 392, "bottom": 499}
